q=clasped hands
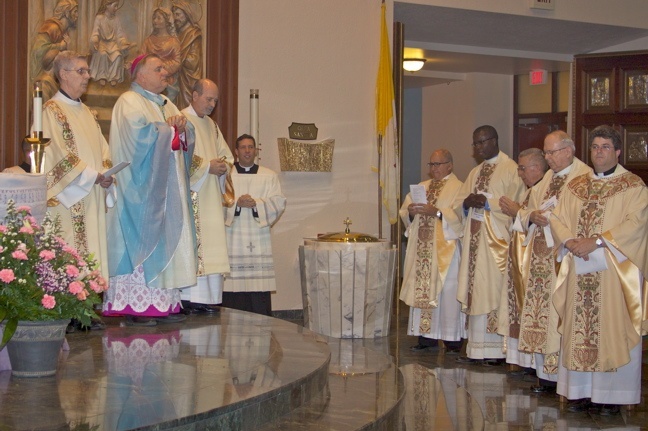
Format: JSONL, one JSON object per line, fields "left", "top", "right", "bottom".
{"left": 237, "top": 194, "right": 256, "bottom": 208}
{"left": 499, "top": 196, "right": 520, "bottom": 218}
{"left": 565, "top": 237, "right": 599, "bottom": 260}
{"left": 463, "top": 193, "right": 487, "bottom": 210}
{"left": 408, "top": 203, "right": 438, "bottom": 217}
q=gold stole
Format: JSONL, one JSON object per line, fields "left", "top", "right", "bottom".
{"left": 517, "top": 174, "right": 566, "bottom": 358}
{"left": 466, "top": 162, "right": 495, "bottom": 314}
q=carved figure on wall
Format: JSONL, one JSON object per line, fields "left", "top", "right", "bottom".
{"left": 171, "top": 0, "right": 203, "bottom": 110}
{"left": 30, "top": 0, "right": 79, "bottom": 102}
{"left": 628, "top": 135, "right": 648, "bottom": 162}
{"left": 89, "top": 0, "right": 135, "bottom": 87}
{"left": 141, "top": 7, "right": 181, "bottom": 102}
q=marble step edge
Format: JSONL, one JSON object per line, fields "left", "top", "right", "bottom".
{"left": 255, "top": 366, "right": 407, "bottom": 431}
{"left": 157, "top": 352, "right": 332, "bottom": 431}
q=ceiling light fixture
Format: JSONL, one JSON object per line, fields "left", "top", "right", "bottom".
{"left": 403, "top": 58, "right": 426, "bottom": 72}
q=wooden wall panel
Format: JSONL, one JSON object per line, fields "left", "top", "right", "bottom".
{"left": 0, "top": 1, "right": 238, "bottom": 169}
{"left": 206, "top": 0, "right": 239, "bottom": 150}
{"left": 1, "top": 2, "right": 29, "bottom": 170}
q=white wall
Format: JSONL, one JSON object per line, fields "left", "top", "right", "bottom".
{"left": 421, "top": 73, "right": 514, "bottom": 182}
{"left": 238, "top": 0, "right": 391, "bottom": 310}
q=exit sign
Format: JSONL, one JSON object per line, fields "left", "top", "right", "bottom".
{"left": 531, "top": 0, "right": 554, "bottom": 10}
{"left": 530, "top": 69, "right": 548, "bottom": 85}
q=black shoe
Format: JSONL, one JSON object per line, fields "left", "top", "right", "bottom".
{"left": 456, "top": 356, "right": 480, "bottom": 364}
{"left": 66, "top": 322, "right": 77, "bottom": 334}
{"left": 155, "top": 313, "right": 187, "bottom": 324}
{"left": 482, "top": 358, "right": 505, "bottom": 367}
{"left": 82, "top": 319, "right": 106, "bottom": 331}
{"left": 530, "top": 385, "right": 556, "bottom": 394}
{"left": 599, "top": 404, "right": 621, "bottom": 416}
{"left": 566, "top": 398, "right": 592, "bottom": 412}
{"left": 125, "top": 316, "right": 157, "bottom": 327}
{"left": 189, "top": 304, "right": 220, "bottom": 315}
{"left": 410, "top": 343, "right": 437, "bottom": 351}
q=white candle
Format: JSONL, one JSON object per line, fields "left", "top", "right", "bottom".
{"left": 33, "top": 82, "right": 42, "bottom": 134}
{"left": 250, "top": 89, "right": 259, "bottom": 145}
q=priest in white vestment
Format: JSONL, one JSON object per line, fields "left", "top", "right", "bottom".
{"left": 104, "top": 54, "right": 197, "bottom": 326}
{"left": 497, "top": 148, "right": 548, "bottom": 372}
{"left": 223, "top": 134, "right": 286, "bottom": 316}
{"left": 43, "top": 51, "right": 115, "bottom": 281}
{"left": 399, "top": 149, "right": 465, "bottom": 352}
{"left": 180, "top": 79, "right": 233, "bottom": 312}
{"left": 550, "top": 125, "right": 648, "bottom": 415}
{"left": 450, "top": 125, "right": 525, "bottom": 364}
{"left": 510, "top": 132, "right": 591, "bottom": 394}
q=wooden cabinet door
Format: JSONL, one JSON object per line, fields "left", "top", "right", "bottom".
{"left": 574, "top": 51, "right": 648, "bottom": 182}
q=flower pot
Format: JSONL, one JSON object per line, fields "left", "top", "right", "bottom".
{"left": 5, "top": 319, "right": 69, "bottom": 377}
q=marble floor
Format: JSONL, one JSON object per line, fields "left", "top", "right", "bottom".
{"left": 0, "top": 305, "right": 646, "bottom": 430}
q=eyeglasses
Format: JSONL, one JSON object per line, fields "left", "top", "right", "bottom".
{"left": 590, "top": 144, "right": 616, "bottom": 152}
{"left": 542, "top": 146, "right": 569, "bottom": 156}
{"left": 472, "top": 137, "right": 494, "bottom": 147}
{"left": 517, "top": 164, "right": 538, "bottom": 172}
{"left": 427, "top": 161, "right": 450, "bottom": 168}
{"left": 64, "top": 68, "right": 91, "bottom": 76}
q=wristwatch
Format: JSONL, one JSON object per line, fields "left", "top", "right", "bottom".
{"left": 595, "top": 236, "right": 604, "bottom": 247}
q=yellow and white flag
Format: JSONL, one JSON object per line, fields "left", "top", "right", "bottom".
{"left": 375, "top": 2, "right": 399, "bottom": 224}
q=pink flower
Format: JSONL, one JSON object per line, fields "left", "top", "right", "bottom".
{"left": 0, "top": 225, "right": 6, "bottom": 233}
{"left": 68, "top": 280, "right": 84, "bottom": 294}
{"left": 39, "top": 250, "right": 56, "bottom": 261}
{"left": 89, "top": 280, "right": 102, "bottom": 293}
{"left": 16, "top": 243, "right": 27, "bottom": 251}
{"left": 0, "top": 246, "right": 4, "bottom": 253}
{"left": 11, "top": 250, "right": 28, "bottom": 260}
{"left": 0, "top": 269, "right": 15, "bottom": 283}
{"left": 66, "top": 265, "right": 80, "bottom": 277}
{"left": 16, "top": 205, "right": 31, "bottom": 213}
{"left": 77, "top": 259, "right": 87, "bottom": 267}
{"left": 41, "top": 294, "right": 56, "bottom": 309}
{"left": 19, "top": 225, "right": 34, "bottom": 234}
{"left": 63, "top": 245, "right": 81, "bottom": 260}
{"left": 76, "top": 290, "right": 87, "bottom": 301}
{"left": 26, "top": 216, "right": 38, "bottom": 227}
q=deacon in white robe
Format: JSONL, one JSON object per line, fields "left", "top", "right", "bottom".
{"left": 399, "top": 149, "right": 465, "bottom": 352}
{"left": 180, "top": 79, "right": 233, "bottom": 309}
{"left": 450, "top": 125, "right": 525, "bottom": 363}
{"left": 550, "top": 125, "right": 648, "bottom": 413}
{"left": 104, "top": 54, "right": 197, "bottom": 326}
{"left": 42, "top": 51, "right": 115, "bottom": 280}
{"left": 223, "top": 134, "right": 286, "bottom": 316}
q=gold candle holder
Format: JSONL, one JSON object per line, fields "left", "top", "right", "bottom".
{"left": 26, "top": 132, "right": 50, "bottom": 174}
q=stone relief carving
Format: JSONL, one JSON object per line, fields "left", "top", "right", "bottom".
{"left": 28, "top": 0, "right": 205, "bottom": 132}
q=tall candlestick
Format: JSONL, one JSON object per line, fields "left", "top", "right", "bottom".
{"left": 250, "top": 89, "right": 259, "bottom": 163}
{"left": 33, "top": 81, "right": 42, "bottom": 138}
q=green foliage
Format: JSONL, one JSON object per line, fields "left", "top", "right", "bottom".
{"left": 0, "top": 201, "right": 108, "bottom": 348}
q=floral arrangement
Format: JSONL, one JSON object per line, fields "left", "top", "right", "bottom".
{"left": 0, "top": 200, "right": 108, "bottom": 347}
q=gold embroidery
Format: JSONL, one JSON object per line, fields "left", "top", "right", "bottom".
{"left": 191, "top": 191, "right": 204, "bottom": 275}
{"left": 466, "top": 163, "right": 495, "bottom": 313}
{"left": 190, "top": 154, "right": 203, "bottom": 177}
{"left": 519, "top": 175, "right": 567, "bottom": 354}
{"left": 413, "top": 179, "right": 445, "bottom": 310}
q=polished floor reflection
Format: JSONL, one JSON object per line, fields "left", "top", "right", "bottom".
{"left": 0, "top": 306, "right": 646, "bottom": 430}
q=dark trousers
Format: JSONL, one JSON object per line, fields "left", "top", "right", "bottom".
{"left": 222, "top": 291, "right": 272, "bottom": 316}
